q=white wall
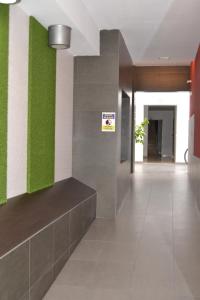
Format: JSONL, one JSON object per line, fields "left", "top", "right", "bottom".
{"left": 135, "top": 92, "right": 190, "bottom": 163}
{"left": 55, "top": 51, "right": 73, "bottom": 182}
{"left": 6, "top": 6, "right": 74, "bottom": 199}
{"left": 7, "top": 6, "right": 29, "bottom": 198}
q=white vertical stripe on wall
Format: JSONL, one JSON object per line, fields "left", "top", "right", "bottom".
{"left": 55, "top": 51, "right": 74, "bottom": 182}
{"left": 7, "top": 6, "right": 29, "bottom": 198}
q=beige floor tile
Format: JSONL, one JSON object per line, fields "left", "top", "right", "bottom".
{"left": 45, "top": 163, "right": 200, "bottom": 300}
{"left": 104, "top": 224, "right": 141, "bottom": 243}
{"left": 83, "top": 222, "right": 111, "bottom": 241}
{"left": 175, "top": 297, "right": 200, "bottom": 300}
{"left": 93, "top": 288, "right": 132, "bottom": 300}
{"left": 132, "top": 261, "right": 174, "bottom": 299}
{"left": 70, "top": 240, "right": 104, "bottom": 261}
{"left": 44, "top": 285, "right": 95, "bottom": 300}
{"left": 174, "top": 257, "right": 200, "bottom": 298}
{"left": 92, "top": 261, "right": 134, "bottom": 290}
{"left": 54, "top": 260, "right": 97, "bottom": 287}
{"left": 98, "top": 241, "right": 138, "bottom": 264}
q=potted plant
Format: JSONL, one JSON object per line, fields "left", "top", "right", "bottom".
{"left": 135, "top": 118, "right": 149, "bottom": 144}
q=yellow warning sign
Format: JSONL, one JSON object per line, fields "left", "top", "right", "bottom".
{"left": 102, "top": 112, "right": 116, "bottom": 132}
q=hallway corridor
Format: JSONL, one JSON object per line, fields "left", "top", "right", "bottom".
{"left": 45, "top": 163, "right": 200, "bottom": 300}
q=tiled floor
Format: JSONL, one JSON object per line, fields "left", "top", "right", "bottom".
{"left": 44, "top": 163, "right": 200, "bottom": 300}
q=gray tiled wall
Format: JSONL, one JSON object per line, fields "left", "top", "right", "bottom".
{"left": 188, "top": 115, "right": 200, "bottom": 210}
{"left": 0, "top": 195, "right": 96, "bottom": 300}
{"left": 0, "top": 242, "right": 29, "bottom": 300}
{"left": 73, "top": 30, "right": 133, "bottom": 218}
{"left": 117, "top": 33, "right": 133, "bottom": 212}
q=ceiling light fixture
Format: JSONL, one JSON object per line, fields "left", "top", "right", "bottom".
{"left": 159, "top": 56, "right": 169, "bottom": 60}
{"left": 48, "top": 25, "right": 71, "bottom": 50}
{"left": 0, "top": 0, "right": 21, "bottom": 4}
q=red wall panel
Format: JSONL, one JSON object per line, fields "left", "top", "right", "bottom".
{"left": 190, "top": 45, "right": 200, "bottom": 157}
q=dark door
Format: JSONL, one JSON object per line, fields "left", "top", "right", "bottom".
{"left": 148, "top": 120, "right": 162, "bottom": 161}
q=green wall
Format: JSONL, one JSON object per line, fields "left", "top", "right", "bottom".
{"left": 0, "top": 5, "right": 9, "bottom": 204}
{"left": 27, "top": 17, "right": 56, "bottom": 193}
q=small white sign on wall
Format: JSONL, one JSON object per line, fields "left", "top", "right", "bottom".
{"left": 102, "top": 112, "right": 116, "bottom": 132}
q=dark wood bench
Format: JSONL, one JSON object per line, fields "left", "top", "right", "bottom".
{"left": 0, "top": 178, "right": 96, "bottom": 300}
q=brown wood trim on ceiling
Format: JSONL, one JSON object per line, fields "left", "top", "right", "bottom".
{"left": 133, "top": 66, "right": 190, "bottom": 92}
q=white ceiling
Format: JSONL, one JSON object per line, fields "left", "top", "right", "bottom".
{"left": 81, "top": 0, "right": 200, "bottom": 65}
{"left": 19, "top": 0, "right": 200, "bottom": 65}
{"left": 19, "top": 0, "right": 100, "bottom": 56}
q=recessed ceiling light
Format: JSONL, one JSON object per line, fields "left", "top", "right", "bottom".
{"left": 0, "top": 0, "right": 21, "bottom": 4}
{"left": 159, "top": 56, "right": 170, "bottom": 60}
